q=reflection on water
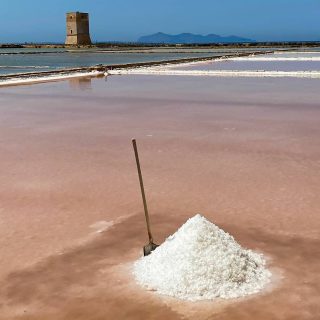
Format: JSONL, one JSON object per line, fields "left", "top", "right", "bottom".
{"left": 69, "top": 77, "right": 92, "bottom": 91}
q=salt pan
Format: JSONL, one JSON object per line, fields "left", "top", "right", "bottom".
{"left": 133, "top": 214, "right": 271, "bottom": 301}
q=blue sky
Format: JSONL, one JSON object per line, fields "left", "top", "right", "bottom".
{"left": 0, "top": 0, "right": 319, "bottom": 43}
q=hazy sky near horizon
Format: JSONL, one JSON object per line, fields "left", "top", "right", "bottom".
{"left": 0, "top": 0, "right": 319, "bottom": 43}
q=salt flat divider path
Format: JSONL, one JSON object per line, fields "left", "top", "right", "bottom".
{"left": 0, "top": 71, "right": 104, "bottom": 87}
{"left": 0, "top": 50, "right": 273, "bottom": 87}
{"left": 108, "top": 69, "right": 320, "bottom": 79}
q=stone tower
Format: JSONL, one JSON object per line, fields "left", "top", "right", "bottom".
{"left": 65, "top": 12, "right": 92, "bottom": 45}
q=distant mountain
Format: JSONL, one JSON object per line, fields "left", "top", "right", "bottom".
{"left": 138, "top": 32, "right": 254, "bottom": 44}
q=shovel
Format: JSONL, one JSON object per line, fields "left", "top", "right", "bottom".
{"left": 132, "top": 139, "right": 159, "bottom": 256}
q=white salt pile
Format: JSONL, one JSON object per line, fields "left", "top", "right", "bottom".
{"left": 133, "top": 214, "right": 271, "bottom": 301}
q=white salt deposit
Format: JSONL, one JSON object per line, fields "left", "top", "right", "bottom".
{"left": 133, "top": 214, "right": 271, "bottom": 301}
{"left": 227, "top": 56, "right": 320, "bottom": 61}
{"left": 0, "top": 70, "right": 104, "bottom": 87}
{"left": 108, "top": 68, "right": 320, "bottom": 78}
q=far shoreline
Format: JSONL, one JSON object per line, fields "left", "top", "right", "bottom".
{"left": 1, "top": 41, "right": 320, "bottom": 50}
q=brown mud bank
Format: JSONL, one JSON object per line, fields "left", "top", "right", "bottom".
{"left": 0, "top": 75, "right": 319, "bottom": 319}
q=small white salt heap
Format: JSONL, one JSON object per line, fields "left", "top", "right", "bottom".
{"left": 133, "top": 214, "right": 271, "bottom": 301}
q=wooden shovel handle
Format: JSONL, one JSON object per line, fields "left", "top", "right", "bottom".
{"left": 132, "top": 139, "right": 154, "bottom": 243}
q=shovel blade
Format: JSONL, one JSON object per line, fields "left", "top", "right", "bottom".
{"left": 143, "top": 242, "right": 159, "bottom": 256}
